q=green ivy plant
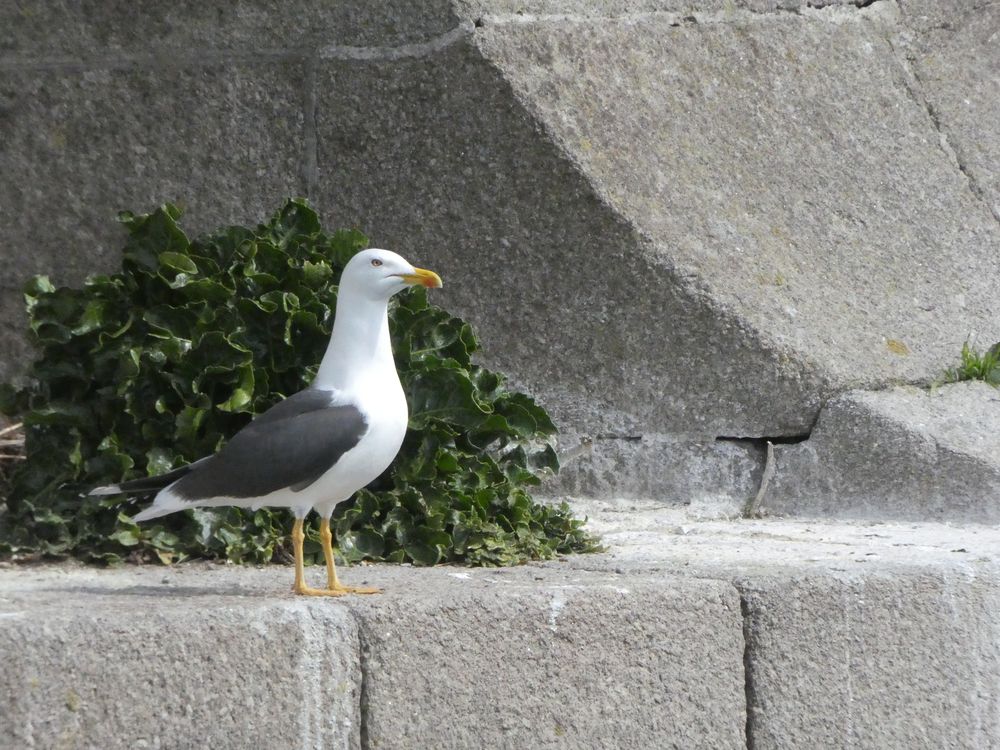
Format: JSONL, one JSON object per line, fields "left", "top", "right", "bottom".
{"left": 0, "top": 199, "right": 599, "bottom": 566}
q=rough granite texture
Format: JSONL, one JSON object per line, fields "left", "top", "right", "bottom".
{"left": 900, "top": 0, "right": 1000, "bottom": 222}
{"left": 764, "top": 381, "right": 1000, "bottom": 523}
{"left": 349, "top": 570, "right": 745, "bottom": 749}
{"left": 573, "top": 501, "right": 1000, "bottom": 749}
{"left": 314, "top": 32, "right": 827, "bottom": 440}
{"left": 0, "top": 63, "right": 307, "bottom": 285}
{"left": 0, "top": 1, "right": 461, "bottom": 55}
{"left": 552, "top": 432, "right": 763, "bottom": 512}
{"left": 740, "top": 572, "right": 1000, "bottom": 749}
{"left": 454, "top": 0, "right": 861, "bottom": 16}
{"left": 0, "top": 590, "right": 362, "bottom": 750}
{"left": 473, "top": 8, "right": 1000, "bottom": 395}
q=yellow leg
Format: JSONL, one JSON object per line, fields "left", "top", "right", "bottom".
{"left": 320, "top": 518, "right": 380, "bottom": 595}
{"left": 292, "top": 518, "right": 345, "bottom": 597}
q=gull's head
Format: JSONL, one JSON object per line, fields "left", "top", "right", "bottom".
{"left": 340, "top": 248, "right": 443, "bottom": 301}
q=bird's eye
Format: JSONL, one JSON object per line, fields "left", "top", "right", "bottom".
{"left": 371, "top": 259, "right": 383, "bottom": 267}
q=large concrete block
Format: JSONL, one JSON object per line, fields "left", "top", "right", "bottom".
{"left": 313, "top": 6, "right": 1000, "bottom": 445}
{"left": 0, "top": 563, "right": 747, "bottom": 750}
{"left": 6, "top": 528, "right": 1000, "bottom": 749}
{"left": 0, "top": 569, "right": 362, "bottom": 750}
{"left": 343, "top": 566, "right": 746, "bottom": 749}
{"left": 313, "top": 33, "right": 826, "bottom": 440}
{"left": 739, "top": 569, "right": 1000, "bottom": 749}
{"left": 765, "top": 382, "right": 1000, "bottom": 523}
{"left": 564, "top": 502, "right": 1000, "bottom": 748}
{"left": 473, "top": 9, "right": 1000, "bottom": 396}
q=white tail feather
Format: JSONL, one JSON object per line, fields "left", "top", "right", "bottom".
{"left": 89, "top": 485, "right": 122, "bottom": 496}
{"left": 131, "top": 505, "right": 178, "bottom": 523}
{"left": 131, "top": 487, "right": 187, "bottom": 523}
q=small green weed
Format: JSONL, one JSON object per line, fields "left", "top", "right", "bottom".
{"left": 941, "top": 340, "right": 1000, "bottom": 387}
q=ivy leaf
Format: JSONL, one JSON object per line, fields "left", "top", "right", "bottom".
{"left": 159, "top": 251, "right": 199, "bottom": 275}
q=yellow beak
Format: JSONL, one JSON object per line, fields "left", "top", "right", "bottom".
{"left": 399, "top": 267, "right": 443, "bottom": 289}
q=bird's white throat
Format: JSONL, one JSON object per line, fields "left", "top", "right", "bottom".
{"left": 313, "top": 287, "right": 397, "bottom": 392}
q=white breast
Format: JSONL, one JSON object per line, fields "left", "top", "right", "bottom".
{"left": 305, "top": 375, "right": 409, "bottom": 517}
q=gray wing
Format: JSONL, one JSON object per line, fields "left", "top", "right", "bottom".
{"left": 170, "top": 389, "right": 368, "bottom": 501}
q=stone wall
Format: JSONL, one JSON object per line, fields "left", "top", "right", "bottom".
{"left": 2, "top": 1, "right": 997, "bottom": 502}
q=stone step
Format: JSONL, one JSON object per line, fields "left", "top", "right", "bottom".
{"left": 4, "top": 508, "right": 999, "bottom": 749}
{"left": 555, "top": 380, "right": 1000, "bottom": 524}
{"left": 765, "top": 381, "right": 1000, "bottom": 524}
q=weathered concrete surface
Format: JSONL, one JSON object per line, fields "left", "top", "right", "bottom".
{"left": 0, "top": 562, "right": 746, "bottom": 750}
{"left": 470, "top": 5, "right": 999, "bottom": 401}
{"left": 552, "top": 432, "right": 763, "bottom": 513}
{"left": 349, "top": 569, "right": 744, "bottom": 749}
{"left": 0, "top": 575, "right": 362, "bottom": 750}
{"left": 763, "top": 381, "right": 1000, "bottom": 523}
{"left": 7, "top": 511, "right": 1000, "bottom": 749}
{"left": 573, "top": 501, "right": 1000, "bottom": 749}
{"left": 314, "top": 33, "right": 827, "bottom": 440}
{"left": 0, "top": 63, "right": 307, "bottom": 285}
{"left": 572, "top": 497, "right": 1000, "bottom": 572}
{"left": 898, "top": 0, "right": 1000, "bottom": 222}
{"left": 0, "top": 1, "right": 459, "bottom": 54}
{"left": 3, "top": 1, "right": 1000, "bottom": 499}
{"left": 741, "top": 572, "right": 1000, "bottom": 749}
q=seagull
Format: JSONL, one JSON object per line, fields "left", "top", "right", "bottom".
{"left": 91, "top": 249, "right": 442, "bottom": 596}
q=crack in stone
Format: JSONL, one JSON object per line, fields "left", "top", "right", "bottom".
{"left": 479, "top": 10, "right": 796, "bottom": 27}
{"left": 920, "top": 98, "right": 999, "bottom": 223}
{"left": 357, "top": 621, "right": 373, "bottom": 750}
{"left": 886, "top": 34, "right": 1000, "bottom": 226}
{"left": 716, "top": 434, "right": 811, "bottom": 446}
{"left": 744, "top": 441, "right": 777, "bottom": 519}
{"left": 740, "top": 592, "right": 759, "bottom": 750}
{"left": 712, "top": 436, "right": 791, "bottom": 519}
{"left": 806, "top": 0, "right": 882, "bottom": 7}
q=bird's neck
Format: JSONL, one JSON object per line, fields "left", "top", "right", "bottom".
{"left": 313, "top": 290, "right": 397, "bottom": 392}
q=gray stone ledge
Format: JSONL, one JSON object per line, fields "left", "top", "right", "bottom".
{"left": 573, "top": 501, "right": 1000, "bottom": 747}
{"left": 6, "top": 510, "right": 1000, "bottom": 749}
{"left": 0, "top": 562, "right": 746, "bottom": 750}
